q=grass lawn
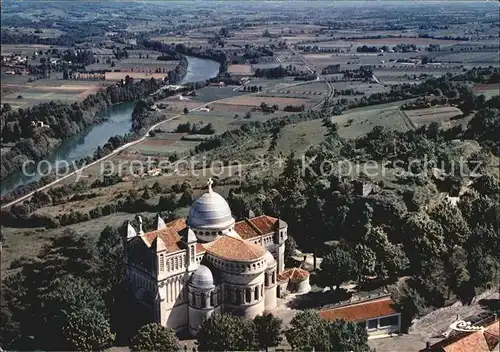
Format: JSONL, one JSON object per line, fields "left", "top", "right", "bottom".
{"left": 331, "top": 100, "right": 412, "bottom": 139}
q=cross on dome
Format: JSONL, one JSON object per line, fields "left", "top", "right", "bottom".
{"left": 207, "top": 178, "right": 214, "bottom": 194}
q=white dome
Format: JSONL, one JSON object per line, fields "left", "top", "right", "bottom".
{"left": 188, "top": 190, "right": 234, "bottom": 230}
{"left": 265, "top": 251, "right": 277, "bottom": 269}
{"left": 190, "top": 265, "right": 214, "bottom": 288}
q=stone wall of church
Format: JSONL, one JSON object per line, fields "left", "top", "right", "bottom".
{"left": 164, "top": 303, "right": 188, "bottom": 332}
{"left": 264, "top": 285, "right": 277, "bottom": 311}
{"left": 220, "top": 271, "right": 266, "bottom": 319}
{"left": 264, "top": 268, "right": 277, "bottom": 311}
{"left": 188, "top": 286, "right": 221, "bottom": 335}
{"left": 158, "top": 272, "right": 189, "bottom": 330}
{"left": 277, "top": 243, "right": 285, "bottom": 272}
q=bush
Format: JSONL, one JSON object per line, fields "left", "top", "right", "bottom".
{"left": 62, "top": 308, "right": 115, "bottom": 351}
{"left": 130, "top": 323, "right": 179, "bottom": 352}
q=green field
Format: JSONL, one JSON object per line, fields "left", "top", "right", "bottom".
{"left": 190, "top": 86, "right": 246, "bottom": 103}
{"left": 331, "top": 101, "right": 412, "bottom": 138}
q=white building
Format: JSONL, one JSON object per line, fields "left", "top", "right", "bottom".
{"left": 124, "top": 179, "right": 304, "bottom": 335}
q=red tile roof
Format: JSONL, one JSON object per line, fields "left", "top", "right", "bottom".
{"left": 320, "top": 296, "right": 398, "bottom": 323}
{"left": 249, "top": 215, "right": 277, "bottom": 235}
{"left": 158, "top": 216, "right": 280, "bottom": 241}
{"left": 278, "top": 267, "right": 310, "bottom": 282}
{"left": 206, "top": 236, "right": 267, "bottom": 261}
{"left": 140, "top": 216, "right": 279, "bottom": 255}
{"left": 425, "top": 321, "right": 499, "bottom": 352}
{"left": 234, "top": 220, "right": 261, "bottom": 239}
{"left": 166, "top": 218, "right": 187, "bottom": 232}
{"left": 138, "top": 219, "right": 188, "bottom": 253}
{"left": 142, "top": 227, "right": 183, "bottom": 252}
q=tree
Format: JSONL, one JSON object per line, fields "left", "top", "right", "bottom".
{"left": 2, "top": 231, "right": 101, "bottom": 350}
{"left": 219, "top": 27, "right": 229, "bottom": 37}
{"left": 446, "top": 246, "right": 472, "bottom": 303}
{"left": 354, "top": 244, "right": 376, "bottom": 283}
{"left": 390, "top": 281, "right": 427, "bottom": 332}
{"left": 284, "top": 234, "right": 297, "bottom": 263}
{"left": 319, "top": 248, "right": 357, "bottom": 290}
{"left": 284, "top": 310, "right": 328, "bottom": 351}
{"left": 253, "top": 313, "right": 282, "bottom": 351}
{"left": 178, "top": 188, "right": 194, "bottom": 207}
{"left": 196, "top": 313, "right": 256, "bottom": 351}
{"left": 471, "top": 174, "right": 500, "bottom": 197}
{"left": 159, "top": 194, "right": 177, "bottom": 211}
{"left": 429, "top": 200, "right": 470, "bottom": 247}
{"left": 458, "top": 190, "right": 498, "bottom": 227}
{"left": 0, "top": 304, "right": 20, "bottom": 349}
{"left": 468, "top": 248, "right": 499, "bottom": 289}
{"left": 285, "top": 311, "right": 369, "bottom": 351}
{"left": 62, "top": 308, "right": 114, "bottom": 351}
{"left": 96, "top": 225, "right": 127, "bottom": 337}
{"left": 97, "top": 226, "right": 125, "bottom": 291}
{"left": 402, "top": 212, "right": 446, "bottom": 273}
{"left": 326, "top": 319, "right": 369, "bottom": 351}
{"left": 130, "top": 323, "right": 179, "bottom": 352}
{"left": 417, "top": 258, "right": 448, "bottom": 306}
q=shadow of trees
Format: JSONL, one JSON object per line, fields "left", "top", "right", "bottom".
{"left": 286, "top": 288, "right": 352, "bottom": 310}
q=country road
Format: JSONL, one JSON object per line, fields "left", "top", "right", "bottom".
{"left": 287, "top": 44, "right": 335, "bottom": 111}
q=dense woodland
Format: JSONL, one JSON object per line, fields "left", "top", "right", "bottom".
{"left": 226, "top": 125, "right": 499, "bottom": 330}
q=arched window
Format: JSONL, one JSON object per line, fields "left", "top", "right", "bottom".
{"left": 201, "top": 292, "right": 206, "bottom": 308}
{"left": 191, "top": 292, "right": 196, "bottom": 307}
{"left": 265, "top": 273, "right": 269, "bottom": 287}
{"left": 254, "top": 286, "right": 259, "bottom": 301}
{"left": 210, "top": 291, "right": 215, "bottom": 307}
{"left": 272, "top": 271, "right": 275, "bottom": 284}
{"left": 159, "top": 254, "right": 164, "bottom": 272}
{"left": 246, "top": 288, "right": 252, "bottom": 303}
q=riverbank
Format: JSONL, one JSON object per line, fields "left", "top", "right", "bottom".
{"left": 0, "top": 78, "right": 163, "bottom": 182}
{"left": 1, "top": 55, "right": 221, "bottom": 201}
{"left": 0, "top": 93, "right": 242, "bottom": 210}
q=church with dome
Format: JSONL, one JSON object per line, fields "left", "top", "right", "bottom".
{"left": 124, "top": 179, "right": 310, "bottom": 335}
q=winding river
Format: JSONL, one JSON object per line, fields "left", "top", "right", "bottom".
{"left": 1, "top": 56, "right": 221, "bottom": 195}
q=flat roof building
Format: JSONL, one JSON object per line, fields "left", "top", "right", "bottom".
{"left": 320, "top": 295, "right": 401, "bottom": 339}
